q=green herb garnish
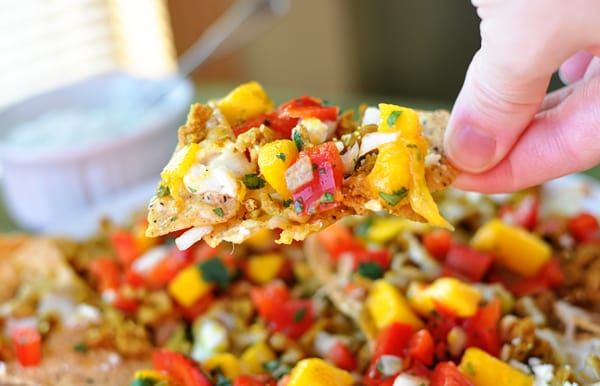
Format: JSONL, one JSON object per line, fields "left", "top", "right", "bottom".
{"left": 213, "top": 207, "right": 224, "bottom": 217}
{"left": 157, "top": 184, "right": 170, "bottom": 198}
{"left": 358, "top": 262, "right": 384, "bottom": 280}
{"left": 293, "top": 307, "right": 307, "bottom": 322}
{"left": 73, "top": 342, "right": 88, "bottom": 352}
{"left": 293, "top": 130, "right": 304, "bottom": 150}
{"left": 214, "top": 375, "right": 232, "bottom": 386}
{"left": 243, "top": 173, "right": 266, "bottom": 189}
{"left": 170, "top": 216, "right": 177, "bottom": 222}
{"left": 276, "top": 153, "right": 286, "bottom": 161}
{"left": 406, "top": 143, "right": 418, "bottom": 148}
{"left": 320, "top": 192, "right": 334, "bottom": 204}
{"left": 387, "top": 110, "right": 402, "bottom": 127}
{"left": 319, "top": 167, "right": 326, "bottom": 174}
{"left": 263, "top": 359, "right": 291, "bottom": 379}
{"left": 379, "top": 187, "right": 409, "bottom": 206}
{"left": 283, "top": 199, "right": 293, "bottom": 208}
{"left": 354, "top": 218, "right": 373, "bottom": 238}
{"left": 199, "top": 257, "right": 230, "bottom": 289}
{"left": 294, "top": 199, "right": 304, "bottom": 214}
{"left": 187, "top": 186, "right": 197, "bottom": 193}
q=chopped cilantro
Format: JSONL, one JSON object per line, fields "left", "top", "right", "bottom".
{"left": 243, "top": 173, "right": 266, "bottom": 189}
{"left": 293, "top": 307, "right": 307, "bottom": 322}
{"left": 312, "top": 163, "right": 318, "bottom": 171}
{"left": 379, "top": 187, "right": 409, "bottom": 206}
{"left": 354, "top": 218, "right": 373, "bottom": 238}
{"left": 294, "top": 199, "right": 304, "bottom": 214}
{"left": 213, "top": 207, "right": 224, "bottom": 217}
{"left": 282, "top": 199, "right": 293, "bottom": 208}
{"left": 170, "top": 216, "right": 177, "bottom": 222}
{"left": 263, "top": 359, "right": 291, "bottom": 379}
{"left": 199, "top": 257, "right": 230, "bottom": 289}
{"left": 73, "top": 342, "right": 88, "bottom": 352}
{"left": 214, "top": 375, "right": 232, "bottom": 386}
{"left": 465, "top": 361, "right": 476, "bottom": 376}
{"left": 293, "top": 130, "right": 304, "bottom": 150}
{"left": 406, "top": 143, "right": 418, "bottom": 148}
{"left": 157, "top": 184, "right": 170, "bottom": 197}
{"left": 387, "top": 110, "right": 403, "bottom": 127}
{"left": 130, "top": 378, "right": 160, "bottom": 386}
{"left": 320, "top": 192, "right": 334, "bottom": 204}
{"left": 187, "top": 186, "right": 197, "bottom": 193}
{"left": 376, "top": 358, "right": 385, "bottom": 374}
{"left": 358, "top": 262, "right": 384, "bottom": 280}
{"left": 276, "top": 152, "right": 286, "bottom": 161}
{"left": 321, "top": 99, "right": 333, "bottom": 106}
{"left": 319, "top": 167, "right": 326, "bottom": 174}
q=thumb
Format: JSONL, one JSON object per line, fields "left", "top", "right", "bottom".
{"left": 444, "top": 0, "right": 599, "bottom": 174}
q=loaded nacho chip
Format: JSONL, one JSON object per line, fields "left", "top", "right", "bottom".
{"left": 146, "top": 82, "right": 456, "bottom": 247}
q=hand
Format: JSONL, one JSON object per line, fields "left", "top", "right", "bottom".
{"left": 444, "top": 0, "right": 600, "bottom": 193}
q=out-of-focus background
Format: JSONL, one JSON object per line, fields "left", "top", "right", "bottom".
{"left": 0, "top": 0, "right": 596, "bottom": 232}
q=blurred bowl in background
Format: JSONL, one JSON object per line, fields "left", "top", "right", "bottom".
{"left": 0, "top": 72, "right": 194, "bottom": 232}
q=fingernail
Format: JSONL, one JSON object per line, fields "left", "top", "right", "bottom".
{"left": 447, "top": 125, "right": 496, "bottom": 172}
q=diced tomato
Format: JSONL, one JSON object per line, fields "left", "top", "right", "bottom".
{"left": 250, "top": 282, "right": 314, "bottom": 338}
{"left": 422, "top": 229, "right": 453, "bottom": 260}
{"left": 89, "top": 257, "right": 121, "bottom": 292}
{"left": 499, "top": 194, "right": 539, "bottom": 230}
{"left": 430, "top": 361, "right": 474, "bottom": 386}
{"left": 276, "top": 96, "right": 339, "bottom": 122}
{"left": 350, "top": 248, "right": 392, "bottom": 271}
{"left": 232, "top": 113, "right": 299, "bottom": 138}
{"left": 462, "top": 298, "right": 501, "bottom": 356}
{"left": 408, "top": 329, "right": 435, "bottom": 366}
{"left": 234, "top": 375, "right": 277, "bottom": 386}
{"left": 145, "top": 245, "right": 194, "bottom": 288}
{"left": 427, "top": 303, "right": 459, "bottom": 342}
{"left": 111, "top": 290, "right": 140, "bottom": 313}
{"left": 376, "top": 379, "right": 395, "bottom": 386}
{"left": 568, "top": 212, "right": 600, "bottom": 243}
{"left": 152, "top": 349, "right": 212, "bottom": 386}
{"left": 316, "top": 223, "right": 363, "bottom": 261}
{"left": 325, "top": 340, "right": 357, "bottom": 371}
{"left": 373, "top": 322, "right": 415, "bottom": 360}
{"left": 12, "top": 326, "right": 42, "bottom": 367}
{"left": 123, "top": 268, "right": 146, "bottom": 288}
{"left": 179, "top": 293, "right": 215, "bottom": 321}
{"left": 443, "top": 244, "right": 493, "bottom": 282}
{"left": 506, "top": 258, "right": 564, "bottom": 296}
{"left": 292, "top": 142, "right": 344, "bottom": 216}
{"left": 110, "top": 229, "right": 141, "bottom": 267}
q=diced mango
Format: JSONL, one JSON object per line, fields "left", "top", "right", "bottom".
{"left": 471, "top": 219, "right": 551, "bottom": 277}
{"left": 258, "top": 139, "right": 299, "bottom": 199}
{"left": 204, "top": 353, "right": 241, "bottom": 379}
{"left": 168, "top": 264, "right": 214, "bottom": 307}
{"left": 378, "top": 103, "right": 420, "bottom": 138}
{"left": 365, "top": 216, "right": 409, "bottom": 244}
{"left": 407, "top": 277, "right": 481, "bottom": 318}
{"left": 367, "top": 141, "right": 411, "bottom": 203}
{"left": 246, "top": 253, "right": 285, "bottom": 284}
{"left": 217, "top": 81, "right": 274, "bottom": 126}
{"left": 244, "top": 228, "right": 275, "bottom": 251}
{"left": 133, "top": 369, "right": 170, "bottom": 382}
{"left": 160, "top": 143, "right": 199, "bottom": 201}
{"left": 286, "top": 358, "right": 354, "bottom": 386}
{"left": 240, "top": 341, "right": 276, "bottom": 375}
{"left": 366, "top": 279, "right": 424, "bottom": 330}
{"left": 459, "top": 347, "right": 534, "bottom": 386}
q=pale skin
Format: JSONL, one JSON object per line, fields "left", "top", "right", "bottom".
{"left": 444, "top": 0, "right": 600, "bottom": 193}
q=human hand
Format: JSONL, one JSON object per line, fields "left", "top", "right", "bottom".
{"left": 444, "top": 0, "right": 600, "bottom": 193}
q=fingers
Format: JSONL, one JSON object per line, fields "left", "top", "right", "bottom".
{"left": 559, "top": 50, "right": 594, "bottom": 84}
{"left": 451, "top": 75, "right": 600, "bottom": 193}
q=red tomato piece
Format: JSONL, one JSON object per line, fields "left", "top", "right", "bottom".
{"left": 152, "top": 349, "right": 212, "bottom": 386}
{"left": 422, "top": 229, "right": 453, "bottom": 260}
{"left": 179, "top": 293, "right": 215, "bottom": 321}
{"left": 443, "top": 244, "right": 493, "bottom": 282}
{"left": 462, "top": 298, "right": 501, "bottom": 356}
{"left": 111, "top": 290, "right": 140, "bottom": 313}
{"left": 430, "top": 361, "right": 474, "bottom": 386}
{"left": 408, "top": 329, "right": 435, "bottom": 366}
{"left": 316, "top": 223, "right": 363, "bottom": 261}
{"left": 145, "top": 245, "right": 194, "bottom": 288}
{"left": 373, "top": 322, "right": 415, "bottom": 360}
{"left": 110, "top": 229, "right": 141, "bottom": 267}
{"left": 234, "top": 375, "right": 277, "bottom": 386}
{"left": 325, "top": 340, "right": 357, "bottom": 371}
{"left": 498, "top": 194, "right": 539, "bottom": 230}
{"left": 568, "top": 212, "right": 600, "bottom": 243}
{"left": 232, "top": 113, "right": 299, "bottom": 138}
{"left": 507, "top": 258, "right": 564, "bottom": 296}
{"left": 12, "top": 326, "right": 42, "bottom": 367}
{"left": 89, "top": 257, "right": 121, "bottom": 292}
{"left": 350, "top": 248, "right": 392, "bottom": 271}
{"left": 277, "top": 96, "right": 339, "bottom": 121}
{"left": 292, "top": 142, "right": 344, "bottom": 216}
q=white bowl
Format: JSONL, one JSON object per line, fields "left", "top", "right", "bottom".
{"left": 0, "top": 72, "right": 194, "bottom": 232}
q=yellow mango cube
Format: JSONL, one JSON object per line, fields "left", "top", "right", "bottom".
{"left": 246, "top": 253, "right": 285, "bottom": 284}
{"left": 258, "top": 139, "right": 298, "bottom": 199}
{"left": 240, "top": 341, "right": 276, "bottom": 375}
{"left": 378, "top": 103, "right": 421, "bottom": 138}
{"left": 365, "top": 216, "right": 409, "bottom": 244}
{"left": 367, "top": 141, "right": 410, "bottom": 202}
{"left": 408, "top": 278, "right": 481, "bottom": 318}
{"left": 459, "top": 347, "right": 533, "bottom": 386}
{"left": 160, "top": 143, "right": 199, "bottom": 201}
{"left": 133, "top": 370, "right": 169, "bottom": 382}
{"left": 471, "top": 219, "right": 551, "bottom": 277}
{"left": 204, "top": 353, "right": 241, "bottom": 379}
{"left": 168, "top": 265, "right": 214, "bottom": 307}
{"left": 217, "top": 81, "right": 274, "bottom": 126}
{"left": 366, "top": 279, "right": 424, "bottom": 330}
{"left": 286, "top": 358, "right": 354, "bottom": 386}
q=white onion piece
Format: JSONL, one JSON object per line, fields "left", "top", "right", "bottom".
{"left": 176, "top": 226, "right": 212, "bottom": 250}
{"left": 340, "top": 142, "right": 359, "bottom": 174}
{"left": 285, "top": 154, "right": 313, "bottom": 192}
{"left": 362, "top": 106, "right": 380, "bottom": 126}
{"left": 359, "top": 132, "right": 399, "bottom": 157}
{"left": 393, "top": 373, "right": 430, "bottom": 386}
{"left": 132, "top": 245, "right": 171, "bottom": 273}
